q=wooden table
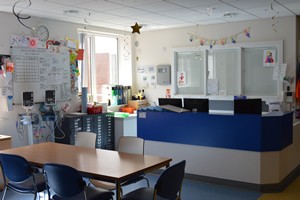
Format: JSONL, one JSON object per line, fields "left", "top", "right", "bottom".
{"left": 0, "top": 135, "right": 12, "bottom": 191}
{"left": 0, "top": 142, "right": 171, "bottom": 200}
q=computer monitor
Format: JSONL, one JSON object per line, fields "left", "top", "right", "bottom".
{"left": 158, "top": 98, "right": 182, "bottom": 108}
{"left": 22, "top": 91, "right": 34, "bottom": 108}
{"left": 183, "top": 98, "right": 209, "bottom": 112}
{"left": 234, "top": 98, "right": 262, "bottom": 115}
{"left": 45, "top": 90, "right": 56, "bottom": 105}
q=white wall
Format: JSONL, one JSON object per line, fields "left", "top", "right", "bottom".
{"left": 0, "top": 11, "right": 128, "bottom": 148}
{"left": 133, "top": 16, "right": 297, "bottom": 106}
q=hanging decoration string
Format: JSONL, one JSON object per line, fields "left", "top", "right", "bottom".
{"left": 268, "top": 0, "right": 279, "bottom": 32}
{"left": 84, "top": 12, "right": 91, "bottom": 29}
{"left": 123, "top": 35, "right": 130, "bottom": 60}
{"left": 12, "top": 0, "right": 34, "bottom": 30}
{"left": 188, "top": 27, "right": 250, "bottom": 49}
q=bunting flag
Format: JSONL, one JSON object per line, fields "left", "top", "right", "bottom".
{"left": 210, "top": 40, "right": 216, "bottom": 49}
{"left": 219, "top": 38, "right": 226, "bottom": 45}
{"left": 243, "top": 27, "right": 250, "bottom": 38}
{"left": 200, "top": 39, "right": 206, "bottom": 46}
{"left": 231, "top": 34, "right": 237, "bottom": 44}
{"left": 188, "top": 27, "right": 251, "bottom": 49}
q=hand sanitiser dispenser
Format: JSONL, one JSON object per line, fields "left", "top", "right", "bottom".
{"left": 157, "top": 65, "right": 171, "bottom": 85}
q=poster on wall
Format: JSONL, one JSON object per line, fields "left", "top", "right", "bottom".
{"left": 177, "top": 71, "right": 186, "bottom": 87}
{"left": 263, "top": 50, "right": 276, "bottom": 67}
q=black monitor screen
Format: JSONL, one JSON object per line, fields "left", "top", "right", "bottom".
{"left": 158, "top": 98, "right": 182, "bottom": 108}
{"left": 234, "top": 99, "right": 262, "bottom": 114}
{"left": 183, "top": 98, "right": 209, "bottom": 112}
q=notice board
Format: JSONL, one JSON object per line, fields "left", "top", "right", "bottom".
{"left": 11, "top": 47, "right": 71, "bottom": 104}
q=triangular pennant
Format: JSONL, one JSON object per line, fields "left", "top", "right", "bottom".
{"left": 243, "top": 28, "right": 250, "bottom": 38}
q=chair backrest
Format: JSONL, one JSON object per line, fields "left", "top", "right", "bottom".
{"left": 75, "top": 131, "right": 96, "bottom": 148}
{"left": 117, "top": 136, "right": 144, "bottom": 155}
{"left": 154, "top": 160, "right": 186, "bottom": 199}
{"left": 0, "top": 153, "right": 32, "bottom": 182}
{"left": 44, "top": 163, "right": 85, "bottom": 198}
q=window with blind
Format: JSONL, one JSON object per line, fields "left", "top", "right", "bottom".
{"left": 78, "top": 31, "right": 132, "bottom": 103}
{"left": 171, "top": 41, "right": 282, "bottom": 99}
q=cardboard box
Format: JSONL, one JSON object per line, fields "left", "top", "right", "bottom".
{"left": 128, "top": 100, "right": 148, "bottom": 109}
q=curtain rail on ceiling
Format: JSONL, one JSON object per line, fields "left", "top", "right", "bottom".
{"left": 77, "top": 28, "right": 129, "bottom": 37}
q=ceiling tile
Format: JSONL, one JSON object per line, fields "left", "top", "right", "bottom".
{"left": 106, "top": 0, "right": 162, "bottom": 7}
{"left": 0, "top": 0, "right": 299, "bottom": 31}
{"left": 105, "top": 7, "right": 150, "bottom": 17}
{"left": 164, "top": 0, "right": 220, "bottom": 8}
{"left": 72, "top": 0, "right": 124, "bottom": 11}
{"left": 133, "top": 1, "right": 182, "bottom": 12}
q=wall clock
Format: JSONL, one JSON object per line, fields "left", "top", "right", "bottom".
{"left": 34, "top": 25, "right": 49, "bottom": 42}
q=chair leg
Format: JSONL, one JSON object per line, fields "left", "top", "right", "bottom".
{"left": 120, "top": 187, "right": 123, "bottom": 197}
{"left": 1, "top": 186, "right": 7, "bottom": 200}
{"left": 144, "top": 177, "right": 150, "bottom": 187}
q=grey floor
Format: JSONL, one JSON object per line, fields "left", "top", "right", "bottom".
{"left": 0, "top": 174, "right": 262, "bottom": 200}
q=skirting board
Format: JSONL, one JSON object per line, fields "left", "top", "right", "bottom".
{"left": 151, "top": 165, "right": 300, "bottom": 193}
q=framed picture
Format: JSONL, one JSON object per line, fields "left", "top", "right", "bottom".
{"left": 177, "top": 71, "right": 186, "bottom": 87}
{"left": 263, "top": 50, "right": 276, "bottom": 67}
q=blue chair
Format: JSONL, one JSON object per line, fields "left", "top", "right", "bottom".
{"left": 121, "top": 160, "right": 186, "bottom": 200}
{"left": 0, "top": 153, "right": 49, "bottom": 200}
{"left": 44, "top": 163, "right": 114, "bottom": 200}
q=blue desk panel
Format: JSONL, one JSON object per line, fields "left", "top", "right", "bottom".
{"left": 137, "top": 111, "right": 293, "bottom": 152}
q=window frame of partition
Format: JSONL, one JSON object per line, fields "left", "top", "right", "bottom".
{"left": 171, "top": 40, "right": 283, "bottom": 101}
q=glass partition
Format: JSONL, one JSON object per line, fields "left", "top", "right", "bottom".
{"left": 175, "top": 51, "right": 205, "bottom": 95}
{"left": 207, "top": 49, "right": 240, "bottom": 95}
{"left": 172, "top": 40, "right": 282, "bottom": 100}
{"left": 243, "top": 47, "right": 279, "bottom": 96}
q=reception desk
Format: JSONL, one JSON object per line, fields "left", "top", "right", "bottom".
{"left": 137, "top": 111, "right": 293, "bottom": 152}
{"left": 137, "top": 110, "right": 295, "bottom": 191}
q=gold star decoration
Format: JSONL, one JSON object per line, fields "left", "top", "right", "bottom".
{"left": 131, "top": 22, "right": 142, "bottom": 34}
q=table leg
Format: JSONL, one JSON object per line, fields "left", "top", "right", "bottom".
{"left": 116, "top": 180, "right": 121, "bottom": 200}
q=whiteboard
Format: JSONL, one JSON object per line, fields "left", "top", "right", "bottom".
{"left": 11, "top": 48, "right": 71, "bottom": 104}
